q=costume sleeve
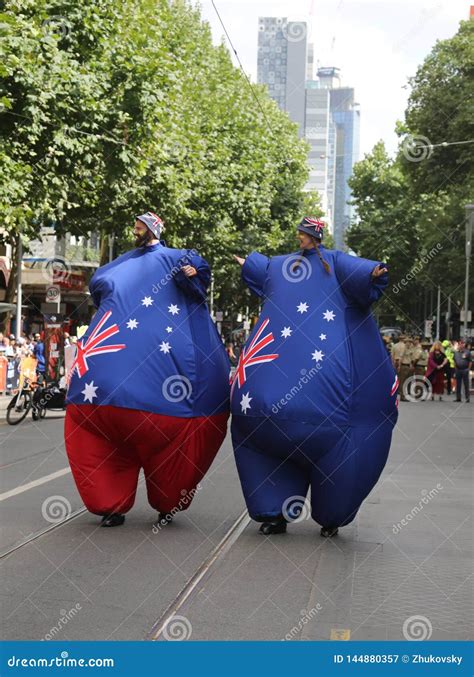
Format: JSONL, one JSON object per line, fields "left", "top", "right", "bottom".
{"left": 89, "top": 277, "right": 101, "bottom": 309}
{"left": 173, "top": 251, "right": 210, "bottom": 302}
{"left": 241, "top": 251, "right": 270, "bottom": 298}
{"left": 335, "top": 251, "right": 388, "bottom": 307}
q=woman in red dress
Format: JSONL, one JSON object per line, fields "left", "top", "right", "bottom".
{"left": 425, "top": 341, "right": 448, "bottom": 401}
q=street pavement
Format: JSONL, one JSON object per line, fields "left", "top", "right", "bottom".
{"left": 0, "top": 395, "right": 472, "bottom": 641}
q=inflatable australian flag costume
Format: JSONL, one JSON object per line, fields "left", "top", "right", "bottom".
{"left": 65, "top": 212, "right": 230, "bottom": 526}
{"left": 231, "top": 218, "right": 398, "bottom": 536}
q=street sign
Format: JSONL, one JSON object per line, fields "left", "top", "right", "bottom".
{"left": 243, "top": 320, "right": 251, "bottom": 330}
{"left": 424, "top": 320, "right": 433, "bottom": 338}
{"left": 460, "top": 310, "right": 472, "bottom": 322}
{"left": 215, "top": 311, "right": 224, "bottom": 322}
{"left": 46, "top": 285, "right": 61, "bottom": 303}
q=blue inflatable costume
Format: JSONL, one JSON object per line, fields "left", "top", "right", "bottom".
{"left": 231, "top": 217, "right": 398, "bottom": 536}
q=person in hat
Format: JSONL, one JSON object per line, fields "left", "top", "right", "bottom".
{"left": 65, "top": 211, "right": 230, "bottom": 527}
{"left": 232, "top": 216, "right": 397, "bottom": 537}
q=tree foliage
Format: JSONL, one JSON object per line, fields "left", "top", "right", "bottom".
{"left": 0, "top": 0, "right": 319, "bottom": 321}
{"left": 348, "top": 19, "right": 474, "bottom": 335}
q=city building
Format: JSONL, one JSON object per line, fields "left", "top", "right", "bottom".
{"left": 257, "top": 18, "right": 360, "bottom": 249}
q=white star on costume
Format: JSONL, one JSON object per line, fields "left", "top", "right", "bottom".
{"left": 126, "top": 319, "right": 139, "bottom": 330}
{"left": 82, "top": 381, "right": 98, "bottom": 403}
{"left": 166, "top": 326, "right": 173, "bottom": 333}
{"left": 142, "top": 296, "right": 153, "bottom": 307}
{"left": 319, "top": 333, "right": 327, "bottom": 341}
{"left": 323, "top": 309, "right": 335, "bottom": 322}
{"left": 240, "top": 392, "right": 252, "bottom": 414}
{"left": 281, "top": 327, "right": 293, "bottom": 338}
{"left": 168, "top": 304, "right": 180, "bottom": 315}
{"left": 159, "top": 341, "right": 171, "bottom": 354}
{"left": 297, "top": 302, "right": 309, "bottom": 314}
{"left": 312, "top": 349, "right": 324, "bottom": 363}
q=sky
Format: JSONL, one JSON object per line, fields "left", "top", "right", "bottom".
{"left": 195, "top": 0, "right": 469, "bottom": 158}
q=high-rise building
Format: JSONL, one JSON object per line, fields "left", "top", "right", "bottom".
{"left": 257, "top": 19, "right": 360, "bottom": 249}
{"left": 257, "top": 17, "right": 307, "bottom": 136}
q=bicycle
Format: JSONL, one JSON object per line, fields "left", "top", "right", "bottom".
{"left": 6, "top": 376, "right": 34, "bottom": 425}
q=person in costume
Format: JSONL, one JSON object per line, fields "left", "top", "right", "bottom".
{"left": 232, "top": 217, "right": 398, "bottom": 537}
{"left": 65, "top": 212, "right": 230, "bottom": 527}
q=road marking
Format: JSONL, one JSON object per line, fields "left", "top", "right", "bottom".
{"left": 330, "top": 628, "right": 351, "bottom": 640}
{"left": 0, "top": 467, "right": 71, "bottom": 502}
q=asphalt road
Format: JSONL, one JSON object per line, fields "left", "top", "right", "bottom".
{"left": 0, "top": 396, "right": 472, "bottom": 642}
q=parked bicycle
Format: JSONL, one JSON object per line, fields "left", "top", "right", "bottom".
{"left": 6, "top": 377, "right": 66, "bottom": 425}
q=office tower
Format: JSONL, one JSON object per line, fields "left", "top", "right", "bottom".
{"left": 257, "top": 17, "right": 307, "bottom": 136}
{"left": 258, "top": 20, "right": 360, "bottom": 249}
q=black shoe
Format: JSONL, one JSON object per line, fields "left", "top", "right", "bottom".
{"left": 155, "top": 512, "right": 173, "bottom": 528}
{"left": 455, "top": 399, "right": 461, "bottom": 402}
{"left": 100, "top": 513, "right": 125, "bottom": 527}
{"left": 259, "top": 518, "right": 287, "bottom": 535}
{"left": 320, "top": 526, "right": 339, "bottom": 538}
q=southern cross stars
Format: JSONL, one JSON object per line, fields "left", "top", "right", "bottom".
{"left": 319, "top": 333, "right": 327, "bottom": 341}
{"left": 168, "top": 304, "right": 180, "bottom": 316}
{"left": 311, "top": 349, "right": 324, "bottom": 363}
{"left": 240, "top": 392, "right": 252, "bottom": 414}
{"left": 323, "top": 309, "right": 335, "bottom": 322}
{"left": 126, "top": 318, "right": 139, "bottom": 330}
{"left": 165, "top": 326, "right": 173, "bottom": 333}
{"left": 281, "top": 327, "right": 293, "bottom": 338}
{"left": 159, "top": 341, "right": 171, "bottom": 354}
{"left": 82, "top": 381, "right": 98, "bottom": 403}
{"left": 142, "top": 296, "right": 153, "bottom": 307}
{"left": 297, "top": 302, "right": 309, "bottom": 314}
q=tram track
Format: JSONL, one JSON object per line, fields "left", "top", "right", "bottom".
{"left": 147, "top": 509, "right": 251, "bottom": 640}
{"left": 0, "top": 507, "right": 87, "bottom": 560}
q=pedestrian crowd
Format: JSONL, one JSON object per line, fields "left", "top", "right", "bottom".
{"left": 385, "top": 334, "right": 472, "bottom": 403}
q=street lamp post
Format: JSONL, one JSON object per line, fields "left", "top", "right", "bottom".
{"left": 15, "top": 232, "right": 23, "bottom": 339}
{"left": 464, "top": 204, "right": 473, "bottom": 338}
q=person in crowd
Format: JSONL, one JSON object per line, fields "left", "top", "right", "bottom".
{"left": 399, "top": 336, "right": 414, "bottom": 402}
{"left": 425, "top": 341, "right": 447, "bottom": 401}
{"left": 33, "top": 332, "right": 46, "bottom": 384}
{"left": 412, "top": 337, "right": 428, "bottom": 377}
{"left": 453, "top": 340, "right": 472, "bottom": 403}
{"left": 391, "top": 335, "right": 406, "bottom": 375}
{"left": 441, "top": 339, "right": 455, "bottom": 396}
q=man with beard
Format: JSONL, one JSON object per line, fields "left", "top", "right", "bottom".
{"left": 65, "top": 211, "right": 230, "bottom": 527}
